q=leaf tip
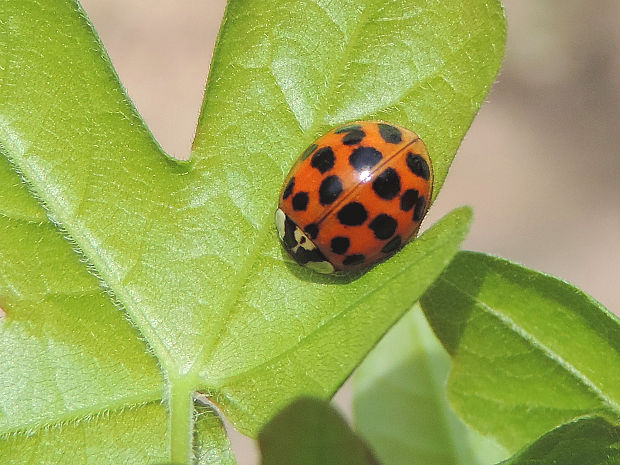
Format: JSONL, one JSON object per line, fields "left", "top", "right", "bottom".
{"left": 442, "top": 205, "right": 474, "bottom": 236}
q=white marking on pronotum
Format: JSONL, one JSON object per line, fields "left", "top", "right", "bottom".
{"left": 275, "top": 208, "right": 286, "bottom": 239}
{"left": 291, "top": 226, "right": 317, "bottom": 254}
{"left": 293, "top": 228, "right": 316, "bottom": 252}
{"left": 275, "top": 208, "right": 334, "bottom": 274}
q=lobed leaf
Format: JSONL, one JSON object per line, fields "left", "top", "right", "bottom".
{"left": 0, "top": 0, "right": 505, "bottom": 460}
{"left": 192, "top": 0, "right": 504, "bottom": 433}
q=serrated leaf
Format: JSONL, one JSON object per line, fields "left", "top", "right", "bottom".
{"left": 420, "top": 252, "right": 620, "bottom": 452}
{"left": 499, "top": 417, "right": 620, "bottom": 465}
{"left": 354, "top": 306, "right": 508, "bottom": 465}
{"left": 259, "top": 398, "right": 379, "bottom": 465}
{"left": 0, "top": 0, "right": 504, "bottom": 461}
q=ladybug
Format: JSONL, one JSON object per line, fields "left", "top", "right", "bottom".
{"left": 276, "top": 121, "right": 433, "bottom": 274}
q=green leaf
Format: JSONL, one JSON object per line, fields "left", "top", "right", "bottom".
{"left": 210, "top": 206, "right": 472, "bottom": 434}
{"left": 194, "top": 403, "right": 236, "bottom": 465}
{"left": 259, "top": 398, "right": 378, "bottom": 465}
{"left": 0, "top": 156, "right": 164, "bottom": 433}
{"left": 194, "top": 0, "right": 507, "bottom": 198}
{"left": 420, "top": 252, "right": 620, "bottom": 452}
{"left": 499, "top": 417, "right": 620, "bottom": 465}
{"left": 183, "top": 0, "right": 502, "bottom": 436}
{"left": 0, "top": 0, "right": 504, "bottom": 461}
{"left": 1, "top": 403, "right": 169, "bottom": 464}
{"left": 0, "top": 145, "right": 234, "bottom": 461}
{"left": 354, "top": 306, "right": 508, "bottom": 465}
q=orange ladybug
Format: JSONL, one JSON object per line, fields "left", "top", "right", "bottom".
{"left": 276, "top": 121, "right": 433, "bottom": 273}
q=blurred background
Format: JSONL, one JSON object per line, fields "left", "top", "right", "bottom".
{"left": 79, "top": 0, "right": 620, "bottom": 462}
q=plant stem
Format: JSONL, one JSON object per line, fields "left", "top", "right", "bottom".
{"left": 168, "top": 378, "right": 195, "bottom": 464}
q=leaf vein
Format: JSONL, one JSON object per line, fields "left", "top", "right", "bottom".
{"left": 204, "top": 242, "right": 443, "bottom": 386}
{"left": 437, "top": 275, "right": 620, "bottom": 416}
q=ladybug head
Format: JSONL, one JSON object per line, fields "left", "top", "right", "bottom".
{"left": 275, "top": 208, "right": 335, "bottom": 274}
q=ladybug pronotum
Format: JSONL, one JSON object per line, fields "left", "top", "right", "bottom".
{"left": 276, "top": 121, "right": 433, "bottom": 274}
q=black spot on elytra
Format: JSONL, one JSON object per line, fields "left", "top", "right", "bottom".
{"left": 349, "top": 147, "right": 383, "bottom": 172}
{"left": 319, "top": 176, "right": 343, "bottom": 205}
{"left": 400, "top": 188, "right": 419, "bottom": 212}
{"left": 311, "top": 147, "right": 336, "bottom": 173}
{"left": 372, "top": 168, "right": 401, "bottom": 200}
{"left": 413, "top": 197, "right": 427, "bottom": 222}
{"left": 381, "top": 235, "right": 402, "bottom": 254}
{"left": 334, "top": 124, "right": 362, "bottom": 134}
{"left": 337, "top": 202, "right": 368, "bottom": 226}
{"left": 292, "top": 192, "right": 309, "bottom": 211}
{"left": 406, "top": 153, "right": 431, "bottom": 180}
{"left": 330, "top": 236, "right": 350, "bottom": 255}
{"left": 343, "top": 254, "right": 365, "bottom": 266}
{"left": 300, "top": 143, "right": 318, "bottom": 161}
{"left": 282, "top": 177, "right": 295, "bottom": 200}
{"left": 378, "top": 123, "right": 402, "bottom": 144}
{"left": 305, "top": 223, "right": 319, "bottom": 239}
{"left": 342, "top": 129, "right": 366, "bottom": 145}
{"left": 369, "top": 214, "right": 397, "bottom": 240}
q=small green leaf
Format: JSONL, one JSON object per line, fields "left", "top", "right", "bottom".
{"left": 194, "top": 403, "right": 236, "bottom": 465}
{"left": 499, "top": 417, "right": 620, "bottom": 465}
{"left": 420, "top": 252, "right": 620, "bottom": 452}
{"left": 354, "top": 306, "right": 508, "bottom": 465}
{"left": 259, "top": 398, "right": 378, "bottom": 465}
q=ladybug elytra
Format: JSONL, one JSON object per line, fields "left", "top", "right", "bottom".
{"left": 276, "top": 121, "right": 433, "bottom": 274}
